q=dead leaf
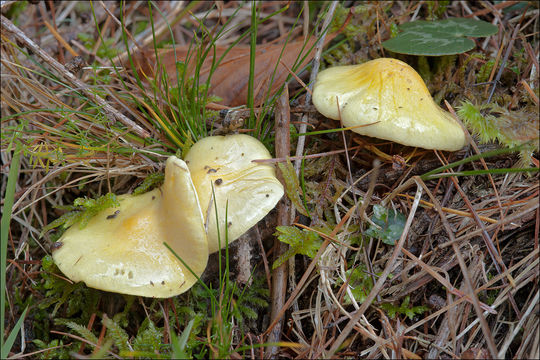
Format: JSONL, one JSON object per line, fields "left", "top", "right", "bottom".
{"left": 132, "top": 35, "right": 335, "bottom": 107}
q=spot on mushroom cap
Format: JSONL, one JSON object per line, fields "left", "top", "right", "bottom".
{"left": 185, "top": 134, "right": 284, "bottom": 253}
{"left": 312, "top": 58, "right": 466, "bottom": 151}
{"left": 52, "top": 157, "right": 208, "bottom": 298}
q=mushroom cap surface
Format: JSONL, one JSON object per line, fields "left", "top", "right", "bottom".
{"left": 312, "top": 58, "right": 466, "bottom": 151}
{"left": 185, "top": 134, "right": 284, "bottom": 253}
{"left": 52, "top": 157, "right": 207, "bottom": 298}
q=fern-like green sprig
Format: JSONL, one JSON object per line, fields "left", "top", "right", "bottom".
{"left": 380, "top": 296, "right": 429, "bottom": 320}
{"left": 272, "top": 225, "right": 322, "bottom": 269}
{"left": 132, "top": 172, "right": 165, "bottom": 195}
{"left": 458, "top": 100, "right": 499, "bottom": 144}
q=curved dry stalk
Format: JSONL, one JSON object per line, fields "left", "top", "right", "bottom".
{"left": 326, "top": 183, "right": 423, "bottom": 356}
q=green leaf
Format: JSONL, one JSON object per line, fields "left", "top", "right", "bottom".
{"left": 380, "top": 296, "right": 429, "bottom": 320}
{"left": 102, "top": 314, "right": 130, "bottom": 352}
{"left": 133, "top": 320, "right": 162, "bottom": 353}
{"left": 276, "top": 159, "right": 309, "bottom": 216}
{"left": 62, "top": 320, "right": 99, "bottom": 345}
{"left": 365, "top": 205, "right": 406, "bottom": 245}
{"left": 272, "top": 226, "right": 322, "bottom": 269}
{"left": 171, "top": 319, "right": 195, "bottom": 359}
{"left": 382, "top": 18, "right": 498, "bottom": 56}
{"left": 344, "top": 266, "right": 373, "bottom": 304}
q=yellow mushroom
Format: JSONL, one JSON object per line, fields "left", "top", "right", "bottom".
{"left": 312, "top": 58, "right": 466, "bottom": 151}
{"left": 52, "top": 156, "right": 208, "bottom": 298}
{"left": 184, "top": 134, "right": 284, "bottom": 253}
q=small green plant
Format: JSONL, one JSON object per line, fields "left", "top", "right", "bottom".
{"left": 272, "top": 226, "right": 323, "bottom": 269}
{"left": 382, "top": 18, "right": 498, "bottom": 56}
{"left": 380, "top": 296, "right": 429, "bottom": 320}
{"left": 458, "top": 100, "right": 539, "bottom": 167}
{"left": 458, "top": 101, "right": 539, "bottom": 147}
{"left": 277, "top": 160, "right": 309, "bottom": 217}
{"left": 132, "top": 172, "right": 165, "bottom": 195}
{"left": 32, "top": 339, "right": 73, "bottom": 360}
{"left": 41, "top": 193, "right": 120, "bottom": 234}
{"left": 342, "top": 265, "right": 374, "bottom": 304}
{"left": 365, "top": 204, "right": 406, "bottom": 245}
{"left": 35, "top": 255, "right": 99, "bottom": 320}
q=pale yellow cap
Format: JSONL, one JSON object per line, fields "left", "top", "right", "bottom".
{"left": 52, "top": 157, "right": 208, "bottom": 298}
{"left": 185, "top": 134, "right": 284, "bottom": 253}
{"left": 312, "top": 58, "right": 466, "bottom": 151}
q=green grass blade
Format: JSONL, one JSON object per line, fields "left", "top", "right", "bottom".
{"left": 247, "top": 1, "right": 258, "bottom": 125}
{"left": 1, "top": 142, "right": 23, "bottom": 351}
{"left": 170, "top": 319, "right": 194, "bottom": 359}
{"left": 422, "top": 167, "right": 538, "bottom": 180}
{"left": 420, "top": 144, "right": 528, "bottom": 179}
{"left": 1, "top": 307, "right": 28, "bottom": 359}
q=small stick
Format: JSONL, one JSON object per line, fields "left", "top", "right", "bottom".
{"left": 265, "top": 86, "right": 291, "bottom": 359}
{"left": 43, "top": 20, "right": 79, "bottom": 57}
{"left": 252, "top": 145, "right": 362, "bottom": 164}
{"left": 1, "top": 15, "right": 150, "bottom": 139}
{"left": 487, "top": 24, "right": 521, "bottom": 103}
{"left": 293, "top": 1, "right": 338, "bottom": 175}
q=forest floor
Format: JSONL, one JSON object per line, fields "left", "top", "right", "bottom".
{"left": 1, "top": 1, "right": 539, "bottom": 359}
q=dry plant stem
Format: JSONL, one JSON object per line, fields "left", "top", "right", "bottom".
{"left": 49, "top": 330, "right": 122, "bottom": 359}
{"left": 0, "top": 15, "right": 150, "bottom": 139}
{"left": 488, "top": 24, "right": 520, "bottom": 103}
{"left": 294, "top": 1, "right": 337, "bottom": 174}
{"left": 263, "top": 203, "right": 358, "bottom": 338}
{"left": 415, "top": 178, "right": 499, "bottom": 358}
{"left": 498, "top": 290, "right": 539, "bottom": 357}
{"left": 447, "top": 172, "right": 522, "bottom": 318}
{"left": 440, "top": 197, "right": 538, "bottom": 244}
{"left": 265, "top": 87, "right": 291, "bottom": 359}
{"left": 253, "top": 145, "right": 363, "bottom": 164}
{"left": 444, "top": 103, "right": 503, "bottom": 220}
{"left": 406, "top": 248, "right": 538, "bottom": 337}
{"left": 444, "top": 101, "right": 521, "bottom": 318}
{"left": 326, "top": 183, "right": 424, "bottom": 357}
{"left": 400, "top": 247, "right": 494, "bottom": 313}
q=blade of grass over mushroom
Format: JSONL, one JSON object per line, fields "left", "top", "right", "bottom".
{"left": 162, "top": 242, "right": 214, "bottom": 299}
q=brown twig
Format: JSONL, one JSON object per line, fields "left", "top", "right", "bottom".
{"left": 463, "top": 1, "right": 519, "bottom": 18}
{"left": 265, "top": 86, "right": 291, "bottom": 359}
{"left": 487, "top": 24, "right": 521, "bottom": 103}
{"left": 0, "top": 15, "right": 150, "bottom": 139}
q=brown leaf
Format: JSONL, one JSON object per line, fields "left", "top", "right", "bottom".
{"left": 133, "top": 35, "right": 335, "bottom": 107}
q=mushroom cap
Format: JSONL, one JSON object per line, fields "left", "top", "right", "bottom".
{"left": 52, "top": 157, "right": 208, "bottom": 298}
{"left": 184, "top": 134, "right": 284, "bottom": 253}
{"left": 312, "top": 58, "right": 466, "bottom": 151}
